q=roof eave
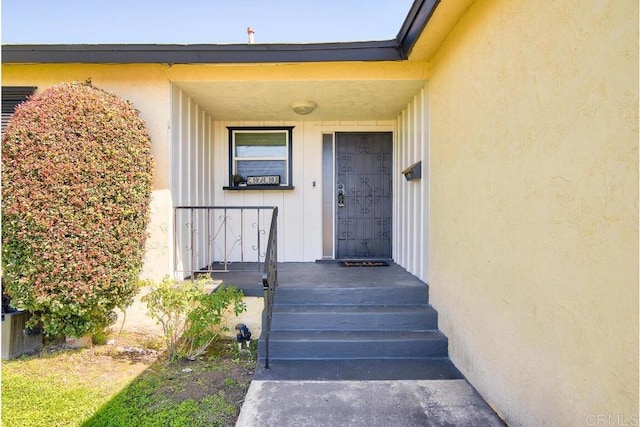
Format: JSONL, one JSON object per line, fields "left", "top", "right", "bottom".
{"left": 1, "top": 40, "right": 403, "bottom": 64}
{"left": 396, "top": 0, "right": 441, "bottom": 59}
{"left": 1, "top": 0, "right": 440, "bottom": 65}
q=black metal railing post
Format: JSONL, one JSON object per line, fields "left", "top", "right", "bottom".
{"left": 262, "top": 207, "right": 278, "bottom": 369}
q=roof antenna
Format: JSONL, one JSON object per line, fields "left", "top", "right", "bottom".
{"left": 247, "top": 27, "right": 255, "bottom": 44}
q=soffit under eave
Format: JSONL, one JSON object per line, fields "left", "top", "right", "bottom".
{"left": 166, "top": 60, "right": 430, "bottom": 82}
{"left": 407, "top": 0, "right": 478, "bottom": 62}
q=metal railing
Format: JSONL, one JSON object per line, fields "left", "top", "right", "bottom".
{"left": 261, "top": 207, "right": 278, "bottom": 369}
{"left": 173, "top": 206, "right": 276, "bottom": 279}
{"left": 173, "top": 205, "right": 278, "bottom": 368}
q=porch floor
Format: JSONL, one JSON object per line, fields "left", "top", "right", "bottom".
{"left": 214, "top": 261, "right": 426, "bottom": 296}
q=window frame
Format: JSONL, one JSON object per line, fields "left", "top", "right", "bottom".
{"left": 227, "top": 126, "right": 294, "bottom": 187}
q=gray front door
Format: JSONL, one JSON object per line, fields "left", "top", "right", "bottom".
{"left": 336, "top": 132, "right": 392, "bottom": 259}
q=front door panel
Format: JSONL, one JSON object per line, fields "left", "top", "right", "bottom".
{"left": 336, "top": 132, "right": 392, "bottom": 259}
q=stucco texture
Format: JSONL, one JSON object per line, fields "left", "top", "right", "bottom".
{"left": 427, "top": 0, "right": 638, "bottom": 425}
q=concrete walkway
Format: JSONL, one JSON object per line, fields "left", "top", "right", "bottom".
{"left": 229, "top": 263, "right": 505, "bottom": 426}
{"left": 236, "top": 379, "right": 505, "bottom": 426}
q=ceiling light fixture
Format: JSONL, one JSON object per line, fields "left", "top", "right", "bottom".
{"left": 290, "top": 101, "right": 317, "bottom": 115}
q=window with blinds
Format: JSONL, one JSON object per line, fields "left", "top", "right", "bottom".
{"left": 228, "top": 127, "right": 294, "bottom": 186}
{"left": 2, "top": 86, "right": 37, "bottom": 134}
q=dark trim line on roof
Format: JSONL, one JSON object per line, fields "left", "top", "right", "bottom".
{"left": 2, "top": 40, "right": 402, "bottom": 64}
{"left": 396, "top": 0, "right": 441, "bottom": 59}
{"left": 1, "top": 0, "right": 439, "bottom": 65}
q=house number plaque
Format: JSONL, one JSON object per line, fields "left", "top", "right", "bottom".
{"left": 247, "top": 175, "right": 280, "bottom": 185}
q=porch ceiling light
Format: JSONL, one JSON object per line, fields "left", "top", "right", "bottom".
{"left": 290, "top": 101, "right": 317, "bottom": 115}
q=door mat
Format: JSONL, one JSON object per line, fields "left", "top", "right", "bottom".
{"left": 340, "top": 261, "right": 390, "bottom": 267}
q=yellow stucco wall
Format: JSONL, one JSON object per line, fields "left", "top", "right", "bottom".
{"left": 427, "top": 0, "right": 638, "bottom": 425}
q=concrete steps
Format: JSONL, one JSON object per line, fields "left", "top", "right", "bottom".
{"left": 266, "top": 329, "right": 448, "bottom": 359}
{"left": 273, "top": 286, "right": 428, "bottom": 305}
{"left": 271, "top": 304, "right": 439, "bottom": 330}
{"left": 254, "top": 358, "right": 463, "bottom": 381}
{"left": 258, "top": 283, "right": 453, "bottom": 376}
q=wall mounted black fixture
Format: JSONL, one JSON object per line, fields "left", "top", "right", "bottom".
{"left": 402, "top": 161, "right": 422, "bottom": 181}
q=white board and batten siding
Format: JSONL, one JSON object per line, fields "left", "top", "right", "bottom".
{"left": 213, "top": 121, "right": 396, "bottom": 263}
{"left": 171, "top": 85, "right": 399, "bottom": 269}
{"left": 170, "top": 87, "right": 216, "bottom": 274}
{"left": 394, "top": 85, "right": 430, "bottom": 283}
{"left": 211, "top": 120, "right": 313, "bottom": 264}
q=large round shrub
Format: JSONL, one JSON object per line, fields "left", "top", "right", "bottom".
{"left": 2, "top": 81, "right": 154, "bottom": 337}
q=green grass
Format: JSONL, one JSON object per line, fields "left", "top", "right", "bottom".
{"left": 1, "top": 336, "right": 256, "bottom": 427}
{"left": 85, "top": 389, "right": 236, "bottom": 427}
{"left": 2, "top": 350, "right": 133, "bottom": 426}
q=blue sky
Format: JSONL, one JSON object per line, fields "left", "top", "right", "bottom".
{"left": 1, "top": 0, "right": 415, "bottom": 44}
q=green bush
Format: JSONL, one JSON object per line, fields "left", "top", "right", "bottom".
{"left": 2, "top": 81, "right": 154, "bottom": 338}
{"left": 142, "top": 277, "right": 246, "bottom": 362}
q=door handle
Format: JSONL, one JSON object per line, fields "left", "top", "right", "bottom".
{"left": 337, "top": 183, "right": 345, "bottom": 207}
